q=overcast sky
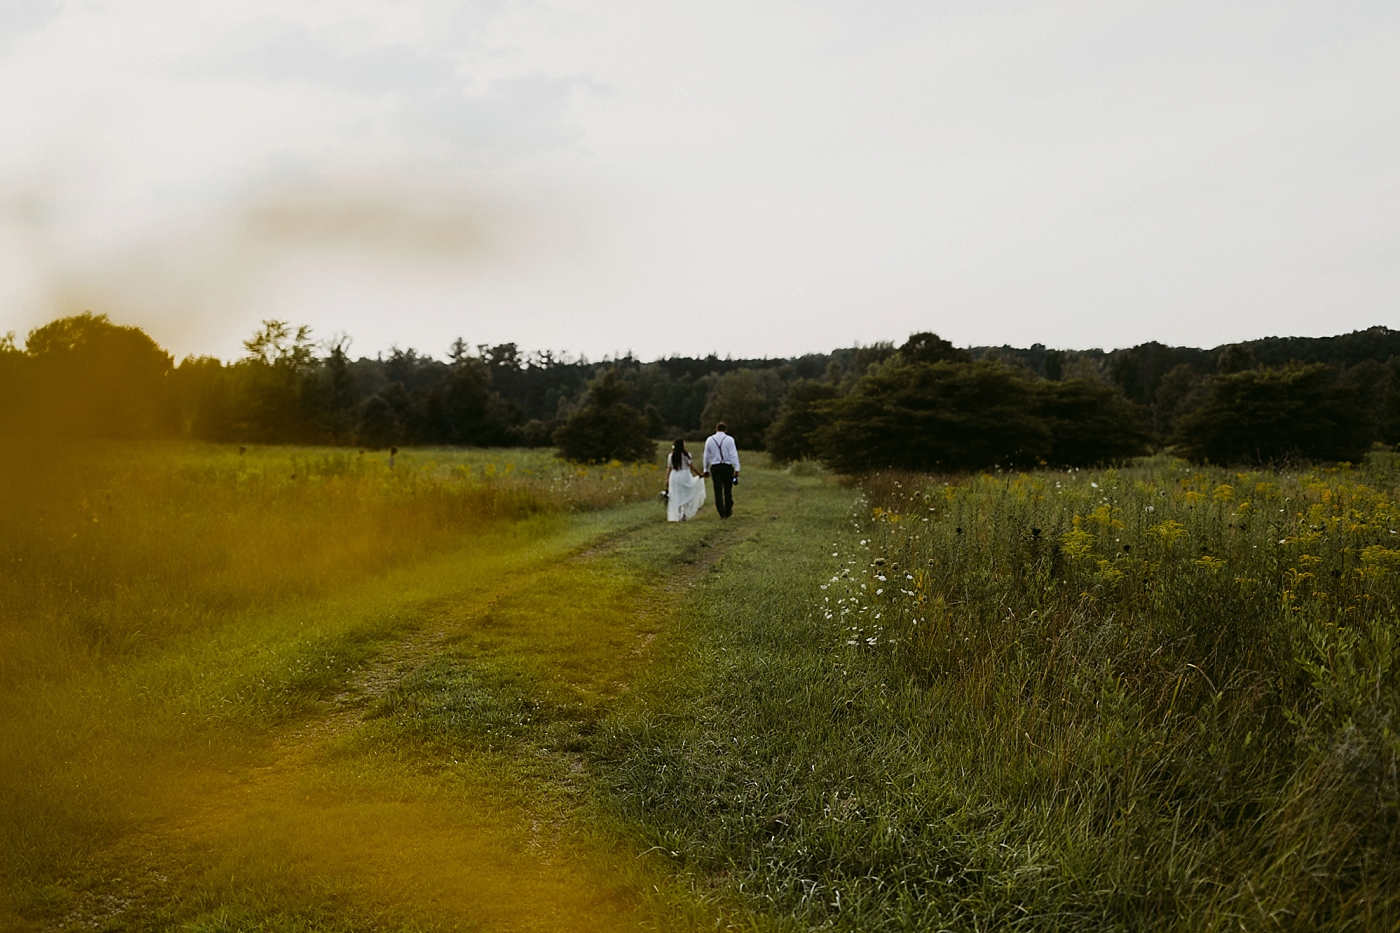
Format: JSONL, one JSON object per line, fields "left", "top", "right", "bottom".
{"left": 0, "top": 0, "right": 1397, "bottom": 362}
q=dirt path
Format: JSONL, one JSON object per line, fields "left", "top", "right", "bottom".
{"left": 50, "top": 469, "right": 802, "bottom": 932}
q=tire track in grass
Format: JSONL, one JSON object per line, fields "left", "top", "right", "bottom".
{"left": 45, "top": 468, "right": 803, "bottom": 932}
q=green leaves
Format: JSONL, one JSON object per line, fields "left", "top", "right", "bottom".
{"left": 552, "top": 368, "right": 657, "bottom": 463}
{"left": 1174, "top": 364, "right": 1370, "bottom": 465}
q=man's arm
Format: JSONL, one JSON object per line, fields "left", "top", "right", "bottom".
{"left": 701, "top": 437, "right": 713, "bottom": 474}
{"left": 729, "top": 436, "right": 740, "bottom": 473}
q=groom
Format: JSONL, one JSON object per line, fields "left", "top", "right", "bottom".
{"left": 702, "top": 421, "right": 741, "bottom": 519}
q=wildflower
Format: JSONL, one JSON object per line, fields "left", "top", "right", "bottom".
{"left": 1151, "top": 520, "right": 1188, "bottom": 547}
{"left": 1361, "top": 545, "right": 1400, "bottom": 574}
{"left": 1061, "top": 527, "right": 1095, "bottom": 559}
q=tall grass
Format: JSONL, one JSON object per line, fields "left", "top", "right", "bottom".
{"left": 600, "top": 459, "right": 1400, "bottom": 931}
{"left": 843, "top": 456, "right": 1400, "bottom": 927}
{"left": 0, "top": 442, "right": 660, "bottom": 687}
{"left": 0, "top": 441, "right": 662, "bottom": 921}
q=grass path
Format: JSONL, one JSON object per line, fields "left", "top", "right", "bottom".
{"left": 16, "top": 463, "right": 826, "bottom": 932}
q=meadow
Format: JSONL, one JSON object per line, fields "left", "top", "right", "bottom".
{"left": 602, "top": 456, "right": 1400, "bottom": 931}
{"left": 6, "top": 442, "right": 1398, "bottom": 931}
{"left": 1, "top": 443, "right": 658, "bottom": 687}
{"left": 0, "top": 443, "right": 682, "bottom": 930}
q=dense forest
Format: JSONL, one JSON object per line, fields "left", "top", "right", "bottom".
{"left": 2, "top": 312, "right": 1398, "bottom": 468}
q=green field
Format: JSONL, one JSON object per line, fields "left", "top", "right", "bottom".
{"left": 3, "top": 445, "right": 1398, "bottom": 931}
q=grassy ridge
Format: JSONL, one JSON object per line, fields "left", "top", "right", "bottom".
{"left": 599, "top": 458, "right": 1400, "bottom": 930}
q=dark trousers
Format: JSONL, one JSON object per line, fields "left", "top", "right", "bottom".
{"left": 710, "top": 464, "right": 735, "bottom": 517}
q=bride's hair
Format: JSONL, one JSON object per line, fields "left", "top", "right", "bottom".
{"left": 671, "top": 439, "right": 687, "bottom": 470}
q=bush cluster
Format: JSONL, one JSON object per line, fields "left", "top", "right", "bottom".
{"left": 766, "top": 332, "right": 1395, "bottom": 470}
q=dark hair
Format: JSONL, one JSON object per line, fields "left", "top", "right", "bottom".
{"left": 670, "top": 438, "right": 688, "bottom": 470}
{"left": 716, "top": 422, "right": 728, "bottom": 433}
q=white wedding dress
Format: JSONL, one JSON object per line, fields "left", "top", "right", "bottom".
{"left": 667, "top": 453, "right": 707, "bottom": 521}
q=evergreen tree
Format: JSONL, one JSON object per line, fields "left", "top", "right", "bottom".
{"left": 765, "top": 379, "right": 839, "bottom": 463}
{"left": 552, "top": 368, "right": 656, "bottom": 462}
{"left": 318, "top": 338, "right": 360, "bottom": 443}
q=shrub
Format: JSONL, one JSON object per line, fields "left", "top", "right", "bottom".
{"left": 1174, "top": 364, "right": 1370, "bottom": 464}
{"left": 552, "top": 368, "right": 656, "bottom": 463}
{"left": 357, "top": 394, "right": 403, "bottom": 449}
{"left": 812, "top": 360, "right": 1050, "bottom": 472}
{"left": 1034, "top": 378, "right": 1151, "bottom": 466}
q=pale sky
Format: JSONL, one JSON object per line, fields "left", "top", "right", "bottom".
{"left": 1, "top": 0, "right": 1397, "bottom": 362}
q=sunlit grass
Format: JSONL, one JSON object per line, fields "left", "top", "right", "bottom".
{"left": 0, "top": 441, "right": 674, "bottom": 930}
{"left": 0, "top": 442, "right": 661, "bottom": 687}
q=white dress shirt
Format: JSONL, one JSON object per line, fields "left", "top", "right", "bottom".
{"left": 703, "top": 431, "right": 741, "bottom": 473}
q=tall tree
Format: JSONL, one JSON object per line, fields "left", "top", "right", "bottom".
{"left": 765, "top": 379, "right": 840, "bottom": 463}
{"left": 897, "top": 332, "right": 971, "bottom": 365}
{"left": 19, "top": 312, "right": 175, "bottom": 437}
{"left": 233, "top": 320, "right": 321, "bottom": 442}
{"left": 318, "top": 337, "right": 360, "bottom": 443}
{"left": 699, "top": 368, "right": 787, "bottom": 450}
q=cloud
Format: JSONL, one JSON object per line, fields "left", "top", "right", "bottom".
{"left": 35, "top": 176, "right": 531, "bottom": 358}
{"left": 239, "top": 183, "right": 499, "bottom": 257}
{"left": 0, "top": 0, "right": 58, "bottom": 56}
{"left": 194, "top": 20, "right": 461, "bottom": 96}
{"left": 3, "top": 0, "right": 1400, "bottom": 362}
{"left": 188, "top": 16, "right": 588, "bottom": 162}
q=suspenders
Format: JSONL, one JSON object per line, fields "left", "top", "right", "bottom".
{"left": 708, "top": 435, "right": 732, "bottom": 468}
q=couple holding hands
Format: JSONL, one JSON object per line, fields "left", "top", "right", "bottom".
{"left": 665, "top": 422, "right": 740, "bottom": 522}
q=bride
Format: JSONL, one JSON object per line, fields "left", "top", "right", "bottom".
{"left": 666, "top": 439, "right": 707, "bottom": 521}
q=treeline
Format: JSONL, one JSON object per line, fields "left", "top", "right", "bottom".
{"left": 2, "top": 312, "right": 1398, "bottom": 469}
